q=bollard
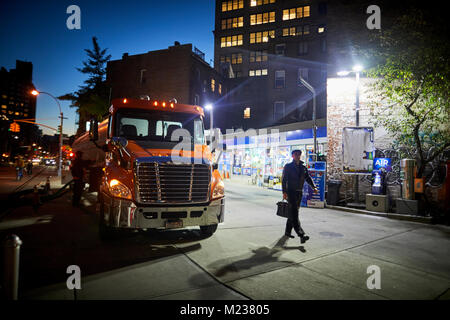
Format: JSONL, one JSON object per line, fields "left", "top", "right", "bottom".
{"left": 2, "top": 234, "right": 22, "bottom": 300}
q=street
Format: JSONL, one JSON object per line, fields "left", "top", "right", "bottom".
{"left": 0, "top": 171, "right": 449, "bottom": 300}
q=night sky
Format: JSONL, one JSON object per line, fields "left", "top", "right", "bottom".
{"left": 0, "top": 0, "right": 216, "bottom": 136}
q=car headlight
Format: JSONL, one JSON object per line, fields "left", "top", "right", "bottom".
{"left": 108, "top": 179, "right": 132, "bottom": 200}
{"left": 212, "top": 180, "right": 225, "bottom": 199}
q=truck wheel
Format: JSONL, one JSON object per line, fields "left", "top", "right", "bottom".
{"left": 200, "top": 224, "right": 218, "bottom": 236}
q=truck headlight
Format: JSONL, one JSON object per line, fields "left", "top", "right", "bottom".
{"left": 212, "top": 181, "right": 225, "bottom": 199}
{"left": 108, "top": 179, "right": 132, "bottom": 200}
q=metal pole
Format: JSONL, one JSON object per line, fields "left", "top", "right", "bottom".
{"left": 2, "top": 234, "right": 22, "bottom": 300}
{"left": 354, "top": 71, "right": 360, "bottom": 202}
{"left": 210, "top": 108, "right": 214, "bottom": 145}
{"left": 59, "top": 112, "right": 63, "bottom": 177}
{"left": 299, "top": 77, "right": 317, "bottom": 157}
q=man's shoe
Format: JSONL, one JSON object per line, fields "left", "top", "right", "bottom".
{"left": 300, "top": 235, "right": 310, "bottom": 244}
{"left": 284, "top": 233, "right": 295, "bottom": 238}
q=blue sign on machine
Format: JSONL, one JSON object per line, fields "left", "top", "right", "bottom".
{"left": 373, "top": 158, "right": 392, "bottom": 171}
{"left": 301, "top": 161, "right": 326, "bottom": 208}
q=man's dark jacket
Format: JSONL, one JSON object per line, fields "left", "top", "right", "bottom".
{"left": 282, "top": 160, "right": 316, "bottom": 193}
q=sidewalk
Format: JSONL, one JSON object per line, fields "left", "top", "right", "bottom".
{"left": 223, "top": 174, "right": 434, "bottom": 225}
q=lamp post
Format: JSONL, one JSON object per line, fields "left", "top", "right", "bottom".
{"left": 205, "top": 104, "right": 213, "bottom": 143}
{"left": 298, "top": 76, "right": 317, "bottom": 159}
{"left": 31, "top": 90, "right": 64, "bottom": 177}
{"left": 337, "top": 64, "right": 363, "bottom": 203}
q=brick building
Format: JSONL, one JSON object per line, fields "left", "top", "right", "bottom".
{"left": 106, "top": 42, "right": 230, "bottom": 132}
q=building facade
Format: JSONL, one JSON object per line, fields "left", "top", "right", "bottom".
{"left": 0, "top": 60, "right": 38, "bottom": 157}
{"left": 213, "top": 0, "right": 327, "bottom": 131}
{"left": 106, "top": 43, "right": 230, "bottom": 132}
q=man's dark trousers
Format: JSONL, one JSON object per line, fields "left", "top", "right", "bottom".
{"left": 285, "top": 190, "right": 305, "bottom": 237}
{"left": 72, "top": 179, "right": 85, "bottom": 206}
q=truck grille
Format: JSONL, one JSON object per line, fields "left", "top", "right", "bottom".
{"left": 136, "top": 162, "right": 211, "bottom": 204}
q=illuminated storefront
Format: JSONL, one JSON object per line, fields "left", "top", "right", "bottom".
{"left": 218, "top": 126, "right": 327, "bottom": 189}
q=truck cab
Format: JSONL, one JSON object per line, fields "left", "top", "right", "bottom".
{"left": 72, "top": 98, "right": 225, "bottom": 239}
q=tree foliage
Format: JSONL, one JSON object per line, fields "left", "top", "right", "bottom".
{"left": 59, "top": 37, "right": 111, "bottom": 131}
{"left": 366, "top": 9, "right": 450, "bottom": 178}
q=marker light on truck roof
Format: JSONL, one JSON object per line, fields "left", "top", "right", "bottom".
{"left": 170, "top": 103, "right": 174, "bottom": 108}
{"left": 153, "top": 101, "right": 158, "bottom": 106}
{"left": 162, "top": 102, "right": 166, "bottom": 107}
{"left": 123, "top": 98, "right": 127, "bottom": 103}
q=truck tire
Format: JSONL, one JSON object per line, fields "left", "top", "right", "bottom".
{"left": 199, "top": 224, "right": 218, "bottom": 236}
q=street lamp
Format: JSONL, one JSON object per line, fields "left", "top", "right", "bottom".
{"left": 205, "top": 104, "right": 213, "bottom": 143}
{"left": 298, "top": 76, "right": 317, "bottom": 159}
{"left": 31, "top": 89, "right": 64, "bottom": 177}
{"left": 338, "top": 64, "right": 364, "bottom": 203}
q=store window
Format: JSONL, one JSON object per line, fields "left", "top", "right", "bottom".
{"left": 275, "top": 70, "right": 285, "bottom": 88}
{"left": 274, "top": 101, "right": 285, "bottom": 120}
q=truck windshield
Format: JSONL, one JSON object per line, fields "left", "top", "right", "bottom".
{"left": 116, "top": 110, "right": 205, "bottom": 144}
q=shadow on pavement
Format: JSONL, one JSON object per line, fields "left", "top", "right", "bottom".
{"left": 207, "top": 236, "right": 305, "bottom": 279}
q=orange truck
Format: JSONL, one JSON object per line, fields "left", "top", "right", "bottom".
{"left": 72, "top": 98, "right": 225, "bottom": 239}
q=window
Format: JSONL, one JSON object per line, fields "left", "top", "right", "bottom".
{"left": 249, "top": 30, "right": 275, "bottom": 44}
{"left": 274, "top": 101, "right": 285, "bottom": 120}
{"left": 194, "top": 94, "right": 200, "bottom": 105}
{"left": 283, "top": 6, "right": 310, "bottom": 20}
{"left": 140, "top": 69, "right": 147, "bottom": 85}
{"left": 249, "top": 50, "right": 268, "bottom": 62}
{"left": 222, "top": 16, "right": 244, "bottom": 30}
{"left": 231, "top": 53, "right": 243, "bottom": 64}
{"left": 303, "top": 25, "right": 310, "bottom": 35}
{"left": 275, "top": 70, "right": 285, "bottom": 88}
{"left": 221, "top": 34, "right": 243, "bottom": 47}
{"left": 298, "top": 42, "right": 308, "bottom": 55}
{"left": 318, "top": 25, "right": 326, "bottom": 33}
{"left": 1, "top": 105, "right": 6, "bottom": 109}
{"left": 249, "top": 69, "right": 268, "bottom": 77}
{"left": 321, "top": 39, "right": 327, "bottom": 53}
{"left": 219, "top": 83, "right": 222, "bottom": 95}
{"left": 298, "top": 68, "right": 309, "bottom": 83}
{"left": 250, "top": 0, "right": 275, "bottom": 7}
{"left": 250, "top": 11, "right": 275, "bottom": 25}
{"left": 211, "top": 78, "right": 216, "bottom": 92}
{"left": 275, "top": 44, "right": 285, "bottom": 55}
{"left": 222, "top": 0, "right": 243, "bottom": 12}
{"left": 243, "top": 107, "right": 251, "bottom": 119}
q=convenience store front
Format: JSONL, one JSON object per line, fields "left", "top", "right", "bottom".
{"left": 218, "top": 126, "right": 327, "bottom": 190}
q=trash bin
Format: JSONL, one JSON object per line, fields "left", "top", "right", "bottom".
{"left": 327, "top": 180, "right": 342, "bottom": 205}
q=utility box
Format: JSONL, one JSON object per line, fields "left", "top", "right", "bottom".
{"left": 395, "top": 198, "right": 419, "bottom": 215}
{"left": 366, "top": 194, "right": 389, "bottom": 212}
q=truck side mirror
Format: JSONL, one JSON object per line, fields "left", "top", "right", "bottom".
{"left": 89, "top": 119, "right": 99, "bottom": 141}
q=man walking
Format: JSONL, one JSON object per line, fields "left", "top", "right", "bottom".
{"left": 282, "top": 149, "right": 317, "bottom": 244}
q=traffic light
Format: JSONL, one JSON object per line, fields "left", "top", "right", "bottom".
{"left": 57, "top": 125, "right": 62, "bottom": 133}
{"left": 9, "top": 122, "right": 20, "bottom": 132}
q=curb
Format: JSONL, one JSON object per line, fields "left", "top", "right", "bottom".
{"left": 326, "top": 204, "right": 433, "bottom": 224}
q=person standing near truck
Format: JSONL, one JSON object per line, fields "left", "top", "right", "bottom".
{"left": 70, "top": 151, "right": 91, "bottom": 206}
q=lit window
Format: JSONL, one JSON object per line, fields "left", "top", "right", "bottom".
{"left": 303, "top": 25, "right": 310, "bottom": 35}
{"left": 251, "top": 0, "right": 275, "bottom": 7}
{"left": 249, "top": 70, "right": 255, "bottom": 77}
{"left": 318, "top": 25, "right": 325, "bottom": 33}
{"left": 211, "top": 78, "right": 216, "bottom": 92}
{"left": 244, "top": 107, "right": 251, "bottom": 119}
{"left": 15, "top": 112, "right": 19, "bottom": 115}
{"left": 222, "top": 0, "right": 243, "bottom": 12}
{"left": 283, "top": 6, "right": 310, "bottom": 20}
{"left": 219, "top": 84, "right": 222, "bottom": 95}
{"left": 1, "top": 95, "right": 7, "bottom": 99}
{"left": 1, "top": 105, "right": 6, "bottom": 109}
{"left": 221, "top": 35, "right": 243, "bottom": 47}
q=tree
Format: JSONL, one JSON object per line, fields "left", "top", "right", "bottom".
{"left": 59, "top": 37, "right": 111, "bottom": 134}
{"left": 366, "top": 9, "right": 450, "bottom": 181}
